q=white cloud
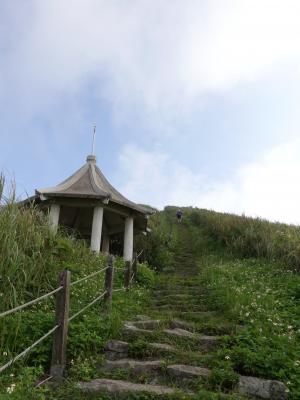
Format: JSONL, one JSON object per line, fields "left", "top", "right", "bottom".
{"left": 118, "top": 139, "right": 300, "bottom": 225}
{"left": 2, "top": 0, "right": 300, "bottom": 119}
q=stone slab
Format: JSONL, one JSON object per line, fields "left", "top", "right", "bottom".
{"left": 167, "top": 364, "right": 211, "bottom": 380}
{"left": 103, "top": 359, "right": 163, "bottom": 374}
{"left": 170, "top": 319, "right": 194, "bottom": 331}
{"left": 149, "top": 343, "right": 176, "bottom": 352}
{"left": 238, "top": 376, "right": 288, "bottom": 400}
{"left": 127, "top": 320, "right": 161, "bottom": 330}
{"left": 199, "top": 335, "right": 221, "bottom": 349}
{"left": 105, "top": 340, "right": 129, "bottom": 353}
{"left": 105, "top": 351, "right": 128, "bottom": 361}
{"left": 78, "top": 379, "right": 175, "bottom": 395}
{"left": 123, "top": 324, "right": 153, "bottom": 335}
{"left": 163, "top": 328, "right": 197, "bottom": 339}
{"left": 136, "top": 315, "right": 152, "bottom": 321}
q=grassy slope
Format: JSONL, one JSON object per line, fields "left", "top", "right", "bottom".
{"left": 178, "top": 206, "right": 300, "bottom": 399}
{"left": 1, "top": 193, "right": 300, "bottom": 399}
{"left": 0, "top": 195, "right": 155, "bottom": 399}
{"left": 52, "top": 208, "right": 300, "bottom": 399}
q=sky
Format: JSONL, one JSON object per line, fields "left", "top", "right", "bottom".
{"left": 1, "top": 0, "right": 300, "bottom": 224}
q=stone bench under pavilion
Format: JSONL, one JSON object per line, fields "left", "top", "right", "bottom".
{"left": 24, "top": 155, "right": 152, "bottom": 261}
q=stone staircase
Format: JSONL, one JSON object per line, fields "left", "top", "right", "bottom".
{"left": 77, "top": 226, "right": 288, "bottom": 399}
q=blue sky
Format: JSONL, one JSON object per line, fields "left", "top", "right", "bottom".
{"left": 1, "top": 0, "right": 300, "bottom": 223}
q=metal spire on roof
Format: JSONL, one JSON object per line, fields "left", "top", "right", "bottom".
{"left": 92, "top": 124, "right": 96, "bottom": 155}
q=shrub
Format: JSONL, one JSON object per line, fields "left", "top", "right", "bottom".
{"left": 136, "top": 263, "right": 155, "bottom": 287}
{"left": 135, "top": 211, "right": 175, "bottom": 271}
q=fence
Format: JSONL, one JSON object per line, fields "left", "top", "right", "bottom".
{"left": 0, "top": 251, "right": 142, "bottom": 383}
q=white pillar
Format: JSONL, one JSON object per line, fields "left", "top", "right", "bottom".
{"left": 123, "top": 216, "right": 134, "bottom": 262}
{"left": 91, "top": 206, "right": 104, "bottom": 253}
{"left": 49, "top": 204, "right": 60, "bottom": 234}
{"left": 102, "top": 234, "right": 110, "bottom": 254}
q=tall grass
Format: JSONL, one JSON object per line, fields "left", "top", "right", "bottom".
{"left": 183, "top": 207, "right": 300, "bottom": 271}
{"left": 0, "top": 175, "right": 104, "bottom": 312}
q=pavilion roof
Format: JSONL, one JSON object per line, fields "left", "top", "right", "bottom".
{"left": 36, "top": 155, "right": 151, "bottom": 215}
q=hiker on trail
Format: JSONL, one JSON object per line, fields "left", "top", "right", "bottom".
{"left": 176, "top": 210, "right": 183, "bottom": 223}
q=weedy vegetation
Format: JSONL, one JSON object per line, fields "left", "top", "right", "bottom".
{"left": 0, "top": 176, "right": 155, "bottom": 399}
{"left": 182, "top": 206, "right": 300, "bottom": 399}
{"left": 0, "top": 176, "right": 299, "bottom": 399}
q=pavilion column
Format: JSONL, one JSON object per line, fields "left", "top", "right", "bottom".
{"left": 123, "top": 216, "right": 134, "bottom": 262}
{"left": 91, "top": 206, "right": 104, "bottom": 253}
{"left": 49, "top": 204, "right": 60, "bottom": 234}
{"left": 102, "top": 234, "right": 110, "bottom": 254}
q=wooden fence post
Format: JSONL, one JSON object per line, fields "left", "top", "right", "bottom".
{"left": 104, "top": 255, "right": 114, "bottom": 310}
{"left": 124, "top": 261, "right": 131, "bottom": 291}
{"left": 132, "top": 252, "right": 138, "bottom": 280}
{"left": 50, "top": 270, "right": 71, "bottom": 383}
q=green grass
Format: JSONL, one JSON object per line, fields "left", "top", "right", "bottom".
{"left": 0, "top": 176, "right": 156, "bottom": 399}
{"left": 197, "top": 257, "right": 300, "bottom": 399}
{"left": 0, "top": 273, "right": 154, "bottom": 399}
{"left": 177, "top": 206, "right": 300, "bottom": 399}
{"left": 1, "top": 176, "right": 300, "bottom": 399}
{"left": 181, "top": 205, "right": 300, "bottom": 271}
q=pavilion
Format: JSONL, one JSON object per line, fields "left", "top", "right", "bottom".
{"left": 25, "top": 155, "right": 152, "bottom": 261}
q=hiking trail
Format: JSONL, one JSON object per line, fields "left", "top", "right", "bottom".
{"left": 77, "top": 223, "right": 287, "bottom": 399}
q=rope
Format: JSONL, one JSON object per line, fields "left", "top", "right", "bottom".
{"left": 68, "top": 291, "right": 107, "bottom": 322}
{"left": 113, "top": 287, "right": 126, "bottom": 292}
{"left": 0, "top": 325, "right": 59, "bottom": 373}
{"left": 129, "top": 273, "right": 135, "bottom": 285}
{"left": 34, "top": 375, "right": 53, "bottom": 388}
{"left": 137, "top": 250, "right": 143, "bottom": 259}
{"left": 0, "top": 287, "right": 63, "bottom": 319}
{"left": 70, "top": 266, "right": 109, "bottom": 287}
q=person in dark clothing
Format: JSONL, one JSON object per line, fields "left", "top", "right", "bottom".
{"left": 176, "top": 210, "right": 183, "bottom": 223}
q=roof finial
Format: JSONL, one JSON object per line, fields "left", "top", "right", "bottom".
{"left": 92, "top": 124, "right": 96, "bottom": 155}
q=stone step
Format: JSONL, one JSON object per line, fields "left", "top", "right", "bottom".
{"left": 123, "top": 323, "right": 154, "bottom": 335}
{"left": 126, "top": 319, "right": 162, "bottom": 330}
{"left": 153, "top": 299, "right": 201, "bottom": 305}
{"left": 157, "top": 310, "right": 214, "bottom": 319}
{"left": 163, "top": 328, "right": 196, "bottom": 339}
{"left": 104, "top": 340, "right": 129, "bottom": 361}
{"left": 170, "top": 319, "right": 195, "bottom": 331}
{"left": 149, "top": 342, "right": 176, "bottom": 352}
{"left": 105, "top": 340, "right": 129, "bottom": 353}
{"left": 156, "top": 286, "right": 202, "bottom": 291}
{"left": 238, "top": 376, "right": 288, "bottom": 400}
{"left": 102, "top": 359, "right": 163, "bottom": 374}
{"left": 155, "top": 289, "right": 201, "bottom": 294}
{"left": 167, "top": 364, "right": 211, "bottom": 380}
{"left": 156, "top": 294, "right": 200, "bottom": 299}
{"left": 155, "top": 304, "right": 206, "bottom": 311}
{"left": 163, "top": 328, "right": 221, "bottom": 349}
{"left": 179, "top": 311, "right": 215, "bottom": 317}
{"left": 136, "top": 315, "right": 152, "bottom": 321}
{"left": 78, "top": 379, "right": 176, "bottom": 396}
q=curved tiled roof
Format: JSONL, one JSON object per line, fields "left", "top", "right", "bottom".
{"left": 36, "top": 155, "right": 150, "bottom": 215}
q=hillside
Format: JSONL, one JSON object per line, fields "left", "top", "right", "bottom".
{"left": 0, "top": 194, "right": 299, "bottom": 399}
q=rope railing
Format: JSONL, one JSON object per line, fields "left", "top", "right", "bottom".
{"left": 137, "top": 249, "right": 143, "bottom": 259}
{"left": 0, "top": 325, "right": 59, "bottom": 373}
{"left": 0, "top": 286, "right": 63, "bottom": 318}
{"left": 129, "top": 272, "right": 135, "bottom": 285}
{"left": 68, "top": 290, "right": 107, "bottom": 322}
{"left": 70, "top": 266, "right": 109, "bottom": 287}
{"left": 0, "top": 250, "right": 144, "bottom": 383}
{"left": 113, "top": 287, "right": 126, "bottom": 292}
